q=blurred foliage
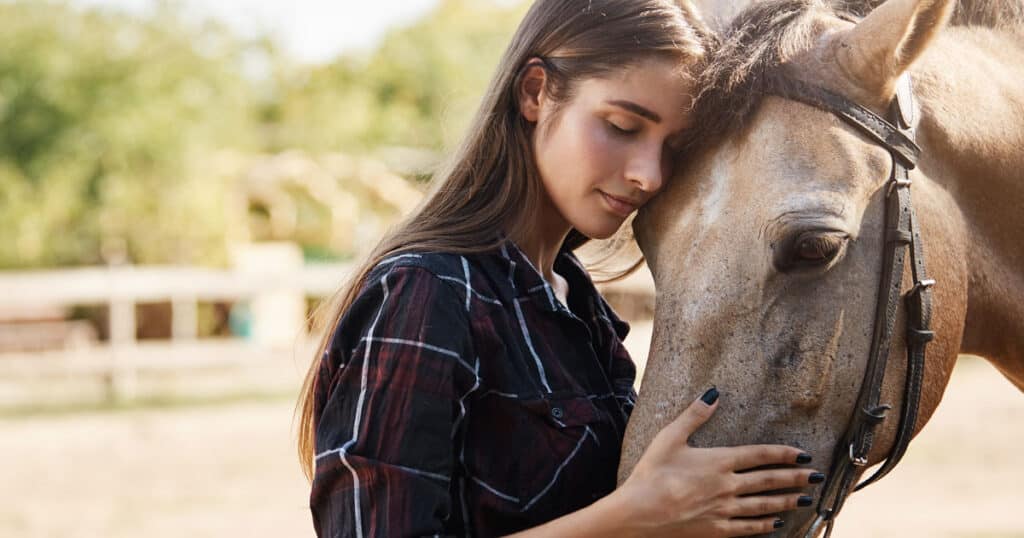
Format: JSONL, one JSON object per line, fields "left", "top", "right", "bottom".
{"left": 0, "top": 0, "right": 527, "bottom": 269}
{"left": 265, "top": 0, "right": 528, "bottom": 153}
{"left": 0, "top": 1, "right": 260, "bottom": 268}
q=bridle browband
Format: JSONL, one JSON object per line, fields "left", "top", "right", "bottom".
{"left": 768, "top": 76, "right": 936, "bottom": 538}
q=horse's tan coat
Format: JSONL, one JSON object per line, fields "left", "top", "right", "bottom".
{"left": 622, "top": 1, "right": 1023, "bottom": 535}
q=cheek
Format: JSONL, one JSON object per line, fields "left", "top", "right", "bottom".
{"left": 575, "top": 123, "right": 622, "bottom": 179}
{"left": 537, "top": 114, "right": 625, "bottom": 207}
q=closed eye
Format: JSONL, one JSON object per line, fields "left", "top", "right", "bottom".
{"left": 606, "top": 120, "right": 639, "bottom": 136}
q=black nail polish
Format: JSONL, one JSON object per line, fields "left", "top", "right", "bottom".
{"left": 796, "top": 453, "right": 812, "bottom": 464}
{"left": 700, "top": 386, "right": 719, "bottom": 405}
{"left": 809, "top": 472, "right": 826, "bottom": 484}
{"left": 798, "top": 495, "right": 813, "bottom": 507}
{"left": 774, "top": 519, "right": 785, "bottom": 529}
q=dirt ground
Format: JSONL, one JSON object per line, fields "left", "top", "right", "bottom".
{"left": 2, "top": 321, "right": 1022, "bottom": 537}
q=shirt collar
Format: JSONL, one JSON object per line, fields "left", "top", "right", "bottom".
{"left": 487, "top": 237, "right": 631, "bottom": 339}
{"left": 497, "top": 238, "right": 594, "bottom": 315}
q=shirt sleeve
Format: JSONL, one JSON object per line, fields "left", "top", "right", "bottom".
{"left": 311, "top": 264, "right": 477, "bottom": 538}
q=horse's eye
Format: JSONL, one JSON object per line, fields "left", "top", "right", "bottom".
{"left": 797, "top": 235, "right": 841, "bottom": 261}
{"left": 776, "top": 231, "right": 849, "bottom": 272}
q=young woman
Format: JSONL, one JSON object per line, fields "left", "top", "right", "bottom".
{"left": 297, "top": 1, "right": 822, "bottom": 536}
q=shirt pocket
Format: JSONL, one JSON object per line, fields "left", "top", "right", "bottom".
{"left": 464, "top": 393, "right": 609, "bottom": 513}
{"left": 517, "top": 395, "right": 603, "bottom": 429}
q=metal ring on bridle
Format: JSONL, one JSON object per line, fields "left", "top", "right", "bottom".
{"left": 849, "top": 443, "right": 869, "bottom": 467}
{"left": 886, "top": 177, "right": 913, "bottom": 197}
{"left": 909, "top": 279, "right": 936, "bottom": 296}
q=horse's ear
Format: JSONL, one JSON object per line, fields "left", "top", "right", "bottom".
{"left": 833, "top": 0, "right": 954, "bottom": 96}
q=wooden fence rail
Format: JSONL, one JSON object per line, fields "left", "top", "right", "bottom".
{"left": 0, "top": 244, "right": 654, "bottom": 406}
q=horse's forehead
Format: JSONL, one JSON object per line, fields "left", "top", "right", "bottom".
{"left": 714, "top": 99, "right": 890, "bottom": 196}
{"left": 646, "top": 97, "right": 891, "bottom": 257}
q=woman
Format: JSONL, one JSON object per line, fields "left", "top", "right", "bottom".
{"left": 296, "top": 1, "right": 822, "bottom": 536}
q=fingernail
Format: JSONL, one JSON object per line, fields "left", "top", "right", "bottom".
{"left": 774, "top": 519, "right": 785, "bottom": 529}
{"left": 700, "top": 386, "right": 719, "bottom": 405}
{"left": 798, "top": 495, "right": 813, "bottom": 507}
{"left": 809, "top": 472, "right": 826, "bottom": 484}
{"left": 796, "top": 453, "right": 812, "bottom": 464}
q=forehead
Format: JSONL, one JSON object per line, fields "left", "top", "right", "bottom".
{"left": 573, "top": 59, "right": 695, "bottom": 128}
{"left": 688, "top": 98, "right": 892, "bottom": 199}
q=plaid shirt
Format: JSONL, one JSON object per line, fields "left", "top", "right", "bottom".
{"left": 311, "top": 240, "right": 637, "bottom": 537}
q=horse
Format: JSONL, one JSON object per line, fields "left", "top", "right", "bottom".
{"left": 618, "top": 0, "right": 1024, "bottom": 535}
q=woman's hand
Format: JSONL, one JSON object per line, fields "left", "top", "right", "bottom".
{"left": 610, "top": 387, "right": 820, "bottom": 537}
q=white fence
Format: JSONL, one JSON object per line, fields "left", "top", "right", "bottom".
{"left": 0, "top": 243, "right": 348, "bottom": 405}
{"left": 0, "top": 243, "right": 654, "bottom": 407}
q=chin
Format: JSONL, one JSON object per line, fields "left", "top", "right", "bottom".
{"left": 574, "top": 219, "right": 626, "bottom": 241}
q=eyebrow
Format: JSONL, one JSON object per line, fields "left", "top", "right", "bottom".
{"left": 605, "top": 100, "right": 662, "bottom": 123}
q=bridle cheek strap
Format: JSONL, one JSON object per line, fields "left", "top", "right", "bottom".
{"left": 769, "top": 76, "right": 935, "bottom": 538}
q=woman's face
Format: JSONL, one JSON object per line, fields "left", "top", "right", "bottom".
{"left": 525, "top": 58, "right": 693, "bottom": 240}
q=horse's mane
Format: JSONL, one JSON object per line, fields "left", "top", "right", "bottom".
{"left": 676, "top": 0, "right": 1024, "bottom": 158}
{"left": 676, "top": 0, "right": 828, "bottom": 155}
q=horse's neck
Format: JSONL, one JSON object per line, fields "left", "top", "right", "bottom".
{"left": 917, "top": 28, "right": 1024, "bottom": 387}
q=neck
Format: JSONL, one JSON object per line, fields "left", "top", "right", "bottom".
{"left": 508, "top": 198, "right": 572, "bottom": 284}
{"left": 916, "top": 29, "right": 1024, "bottom": 385}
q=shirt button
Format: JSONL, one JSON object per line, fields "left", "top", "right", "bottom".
{"left": 551, "top": 407, "right": 564, "bottom": 419}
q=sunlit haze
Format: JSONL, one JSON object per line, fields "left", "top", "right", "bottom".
{"left": 68, "top": 0, "right": 442, "bottom": 63}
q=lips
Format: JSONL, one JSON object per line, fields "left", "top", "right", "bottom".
{"left": 600, "top": 191, "right": 640, "bottom": 217}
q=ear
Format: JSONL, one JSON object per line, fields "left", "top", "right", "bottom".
{"left": 833, "top": 0, "right": 954, "bottom": 96}
{"left": 517, "top": 59, "right": 547, "bottom": 123}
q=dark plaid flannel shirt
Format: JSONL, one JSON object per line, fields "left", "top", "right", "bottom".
{"left": 311, "top": 240, "right": 637, "bottom": 537}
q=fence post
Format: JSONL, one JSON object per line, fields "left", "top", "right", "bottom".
{"left": 172, "top": 296, "right": 199, "bottom": 341}
{"left": 107, "top": 266, "right": 138, "bottom": 402}
{"left": 232, "top": 243, "right": 306, "bottom": 349}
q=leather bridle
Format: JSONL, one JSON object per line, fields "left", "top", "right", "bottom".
{"left": 768, "top": 75, "right": 936, "bottom": 538}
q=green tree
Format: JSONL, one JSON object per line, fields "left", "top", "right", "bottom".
{"left": 267, "top": 0, "right": 529, "bottom": 154}
{"left": 0, "top": 0, "right": 532, "bottom": 269}
{"left": 0, "top": 1, "right": 258, "bottom": 268}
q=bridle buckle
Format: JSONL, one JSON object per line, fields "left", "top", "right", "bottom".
{"left": 849, "top": 443, "right": 869, "bottom": 467}
{"left": 886, "top": 177, "right": 913, "bottom": 197}
{"left": 908, "top": 279, "right": 936, "bottom": 296}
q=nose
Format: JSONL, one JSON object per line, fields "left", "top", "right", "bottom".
{"left": 624, "top": 143, "right": 665, "bottom": 194}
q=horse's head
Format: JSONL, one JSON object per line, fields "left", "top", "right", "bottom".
{"left": 623, "top": 0, "right": 970, "bottom": 535}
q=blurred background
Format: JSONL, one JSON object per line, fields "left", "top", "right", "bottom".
{"left": 0, "top": 1, "right": 1020, "bottom": 537}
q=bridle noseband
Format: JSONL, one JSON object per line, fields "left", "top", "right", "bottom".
{"left": 768, "top": 76, "right": 936, "bottom": 538}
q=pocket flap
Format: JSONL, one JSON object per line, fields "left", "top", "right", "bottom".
{"left": 519, "top": 395, "right": 603, "bottom": 428}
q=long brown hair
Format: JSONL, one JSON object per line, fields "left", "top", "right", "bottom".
{"left": 297, "top": 0, "right": 708, "bottom": 480}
